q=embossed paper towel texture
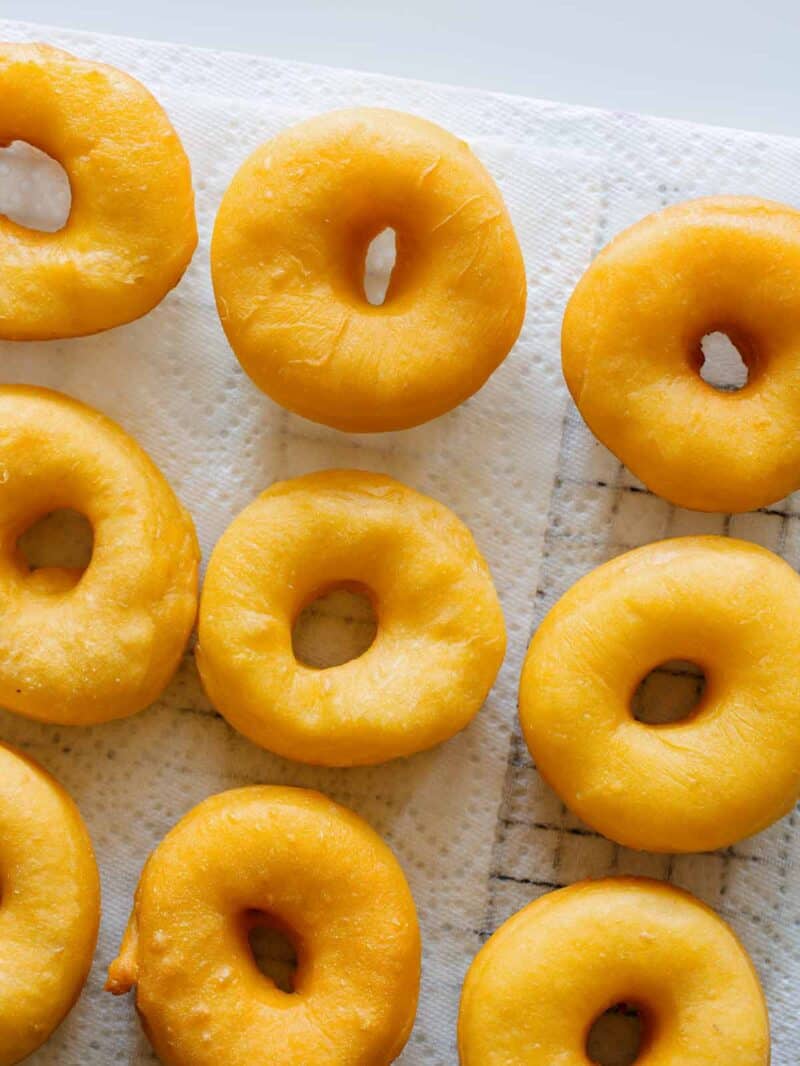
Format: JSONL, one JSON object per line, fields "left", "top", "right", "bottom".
{"left": 1, "top": 18, "right": 800, "bottom": 1065}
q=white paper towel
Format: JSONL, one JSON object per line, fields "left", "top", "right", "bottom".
{"left": 1, "top": 18, "right": 799, "bottom": 1065}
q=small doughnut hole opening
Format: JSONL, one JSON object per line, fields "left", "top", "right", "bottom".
{"left": 586, "top": 1004, "right": 644, "bottom": 1066}
{"left": 247, "top": 912, "right": 299, "bottom": 993}
{"left": 363, "top": 228, "right": 397, "bottom": 306}
{"left": 292, "top": 584, "right": 378, "bottom": 669}
{"left": 17, "top": 509, "right": 94, "bottom": 591}
{"left": 698, "top": 331, "right": 750, "bottom": 391}
{"left": 0, "top": 142, "right": 71, "bottom": 232}
{"left": 632, "top": 660, "right": 706, "bottom": 725}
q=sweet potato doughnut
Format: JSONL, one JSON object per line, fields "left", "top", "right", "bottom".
{"left": 211, "top": 108, "right": 526, "bottom": 431}
{"left": 195, "top": 469, "right": 505, "bottom": 765}
{"left": 519, "top": 536, "right": 800, "bottom": 852}
{"left": 0, "top": 385, "right": 199, "bottom": 724}
{"left": 458, "top": 878, "right": 769, "bottom": 1066}
{"left": 563, "top": 196, "right": 800, "bottom": 512}
{"left": 107, "top": 786, "right": 421, "bottom": 1066}
{"left": 0, "top": 741, "right": 100, "bottom": 1066}
{"left": 0, "top": 42, "right": 197, "bottom": 340}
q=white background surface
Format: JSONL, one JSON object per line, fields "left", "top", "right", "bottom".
{"left": 4, "top": 0, "right": 800, "bottom": 136}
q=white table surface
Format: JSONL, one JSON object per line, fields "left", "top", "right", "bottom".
{"left": 5, "top": 0, "right": 799, "bottom": 137}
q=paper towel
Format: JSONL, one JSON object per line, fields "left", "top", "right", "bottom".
{"left": 0, "top": 18, "right": 799, "bottom": 1064}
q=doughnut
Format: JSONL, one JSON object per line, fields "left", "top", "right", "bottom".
{"left": 562, "top": 196, "right": 800, "bottom": 512}
{"left": 0, "top": 741, "right": 100, "bottom": 1066}
{"left": 211, "top": 108, "right": 526, "bottom": 432}
{"left": 458, "top": 878, "right": 769, "bottom": 1065}
{"left": 519, "top": 535, "right": 800, "bottom": 852}
{"left": 196, "top": 469, "right": 505, "bottom": 765}
{"left": 0, "top": 43, "right": 197, "bottom": 340}
{"left": 0, "top": 385, "right": 199, "bottom": 724}
{"left": 107, "top": 786, "right": 421, "bottom": 1066}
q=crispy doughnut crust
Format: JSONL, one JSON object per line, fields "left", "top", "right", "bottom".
{"left": 0, "top": 385, "right": 199, "bottom": 724}
{"left": 211, "top": 108, "right": 526, "bottom": 431}
{"left": 0, "top": 42, "right": 197, "bottom": 340}
{"left": 520, "top": 536, "right": 800, "bottom": 852}
{"left": 458, "top": 878, "right": 769, "bottom": 1066}
{"left": 107, "top": 786, "right": 420, "bottom": 1066}
{"left": 563, "top": 196, "right": 800, "bottom": 512}
{"left": 0, "top": 741, "right": 100, "bottom": 1066}
{"left": 196, "top": 469, "right": 505, "bottom": 765}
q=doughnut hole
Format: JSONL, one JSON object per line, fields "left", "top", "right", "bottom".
{"left": 586, "top": 1004, "right": 645, "bottom": 1066}
{"left": 16, "top": 509, "right": 94, "bottom": 592}
{"left": 245, "top": 911, "right": 301, "bottom": 994}
{"left": 696, "top": 330, "right": 751, "bottom": 392}
{"left": 362, "top": 227, "right": 397, "bottom": 306}
{"left": 632, "top": 659, "right": 706, "bottom": 725}
{"left": 292, "top": 584, "right": 378, "bottom": 669}
{"left": 0, "top": 141, "right": 71, "bottom": 232}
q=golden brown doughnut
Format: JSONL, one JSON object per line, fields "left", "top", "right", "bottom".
{"left": 563, "top": 196, "right": 800, "bottom": 512}
{"left": 0, "top": 43, "right": 196, "bottom": 339}
{"left": 211, "top": 108, "right": 526, "bottom": 431}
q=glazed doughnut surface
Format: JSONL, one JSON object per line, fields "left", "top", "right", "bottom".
{"left": 196, "top": 469, "right": 506, "bottom": 765}
{"left": 0, "top": 741, "right": 99, "bottom": 1066}
{"left": 211, "top": 108, "right": 526, "bottom": 431}
{"left": 458, "top": 878, "right": 769, "bottom": 1065}
{"left": 0, "top": 43, "right": 197, "bottom": 340}
{"left": 519, "top": 536, "right": 800, "bottom": 852}
{"left": 563, "top": 196, "right": 800, "bottom": 512}
{"left": 107, "top": 786, "right": 420, "bottom": 1066}
{"left": 0, "top": 386, "right": 199, "bottom": 724}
